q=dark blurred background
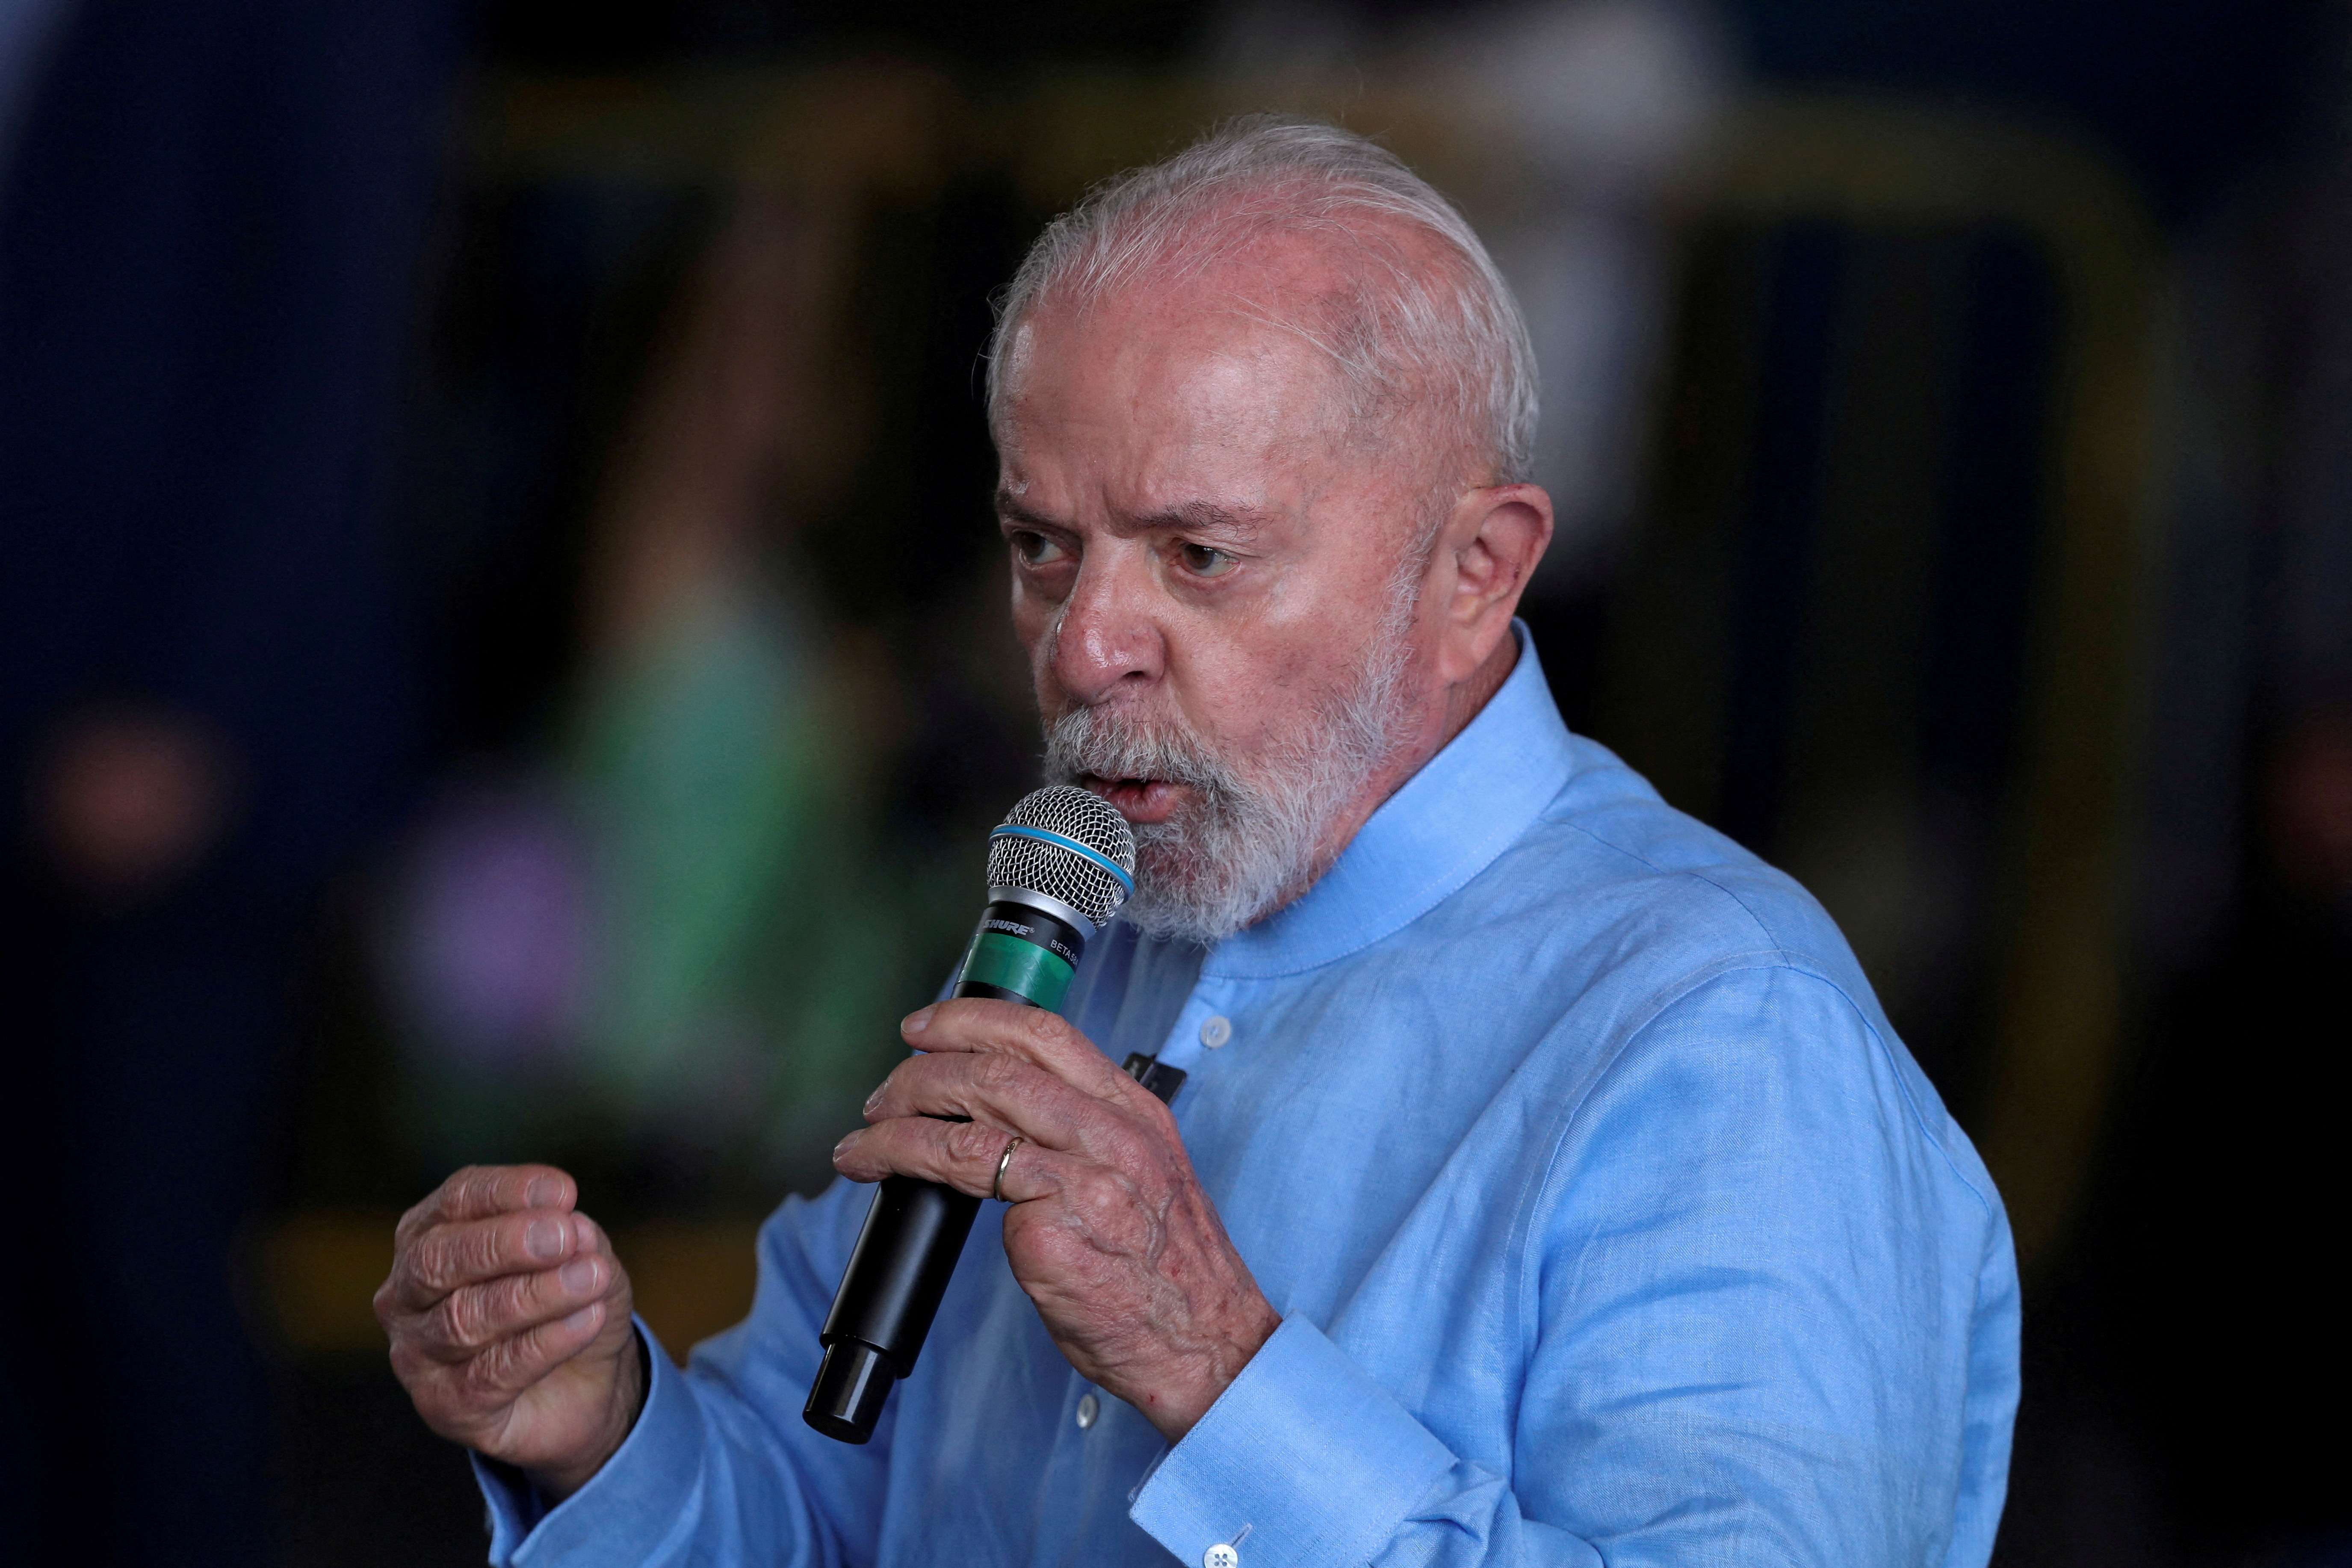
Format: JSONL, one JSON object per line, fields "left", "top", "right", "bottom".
{"left": 3, "top": 0, "right": 2347, "bottom": 1563}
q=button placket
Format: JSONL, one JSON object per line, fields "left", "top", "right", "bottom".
{"left": 1157, "top": 984, "right": 1232, "bottom": 1072}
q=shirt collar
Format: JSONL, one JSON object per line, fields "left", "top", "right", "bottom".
{"left": 1199, "top": 621, "right": 1576, "bottom": 979}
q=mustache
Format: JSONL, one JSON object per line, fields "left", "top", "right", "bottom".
{"left": 1042, "top": 705, "right": 1240, "bottom": 800}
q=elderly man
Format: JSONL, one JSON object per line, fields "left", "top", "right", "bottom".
{"left": 378, "top": 119, "right": 2018, "bottom": 1567}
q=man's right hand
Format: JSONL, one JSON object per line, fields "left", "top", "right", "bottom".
{"left": 377, "top": 1165, "right": 644, "bottom": 1500}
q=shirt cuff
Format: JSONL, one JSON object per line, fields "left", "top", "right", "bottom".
{"left": 473, "top": 1318, "right": 704, "bottom": 1568}
{"left": 1129, "top": 1315, "right": 1457, "bottom": 1568}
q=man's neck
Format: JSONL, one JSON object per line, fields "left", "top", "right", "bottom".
{"left": 1435, "top": 631, "right": 1520, "bottom": 759}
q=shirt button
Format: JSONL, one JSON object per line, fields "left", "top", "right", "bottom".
{"left": 1200, "top": 1014, "right": 1232, "bottom": 1048}
{"left": 1075, "top": 1392, "right": 1099, "bottom": 1429}
{"left": 1204, "top": 1546, "right": 1239, "bottom": 1568}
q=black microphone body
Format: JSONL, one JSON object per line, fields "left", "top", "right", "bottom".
{"left": 804, "top": 789, "right": 1135, "bottom": 1444}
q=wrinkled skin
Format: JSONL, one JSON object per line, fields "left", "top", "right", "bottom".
{"left": 374, "top": 1165, "right": 641, "bottom": 1497}
{"left": 834, "top": 998, "right": 1272, "bottom": 1436}
{"left": 378, "top": 227, "right": 1552, "bottom": 1491}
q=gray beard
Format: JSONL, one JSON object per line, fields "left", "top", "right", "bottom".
{"left": 1041, "top": 615, "right": 1416, "bottom": 947}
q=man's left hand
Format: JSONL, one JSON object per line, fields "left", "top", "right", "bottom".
{"left": 833, "top": 998, "right": 1279, "bottom": 1440}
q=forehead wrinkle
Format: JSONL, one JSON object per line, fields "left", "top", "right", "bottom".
{"left": 1003, "top": 290, "right": 1357, "bottom": 474}
{"left": 996, "top": 487, "right": 1281, "bottom": 546}
{"left": 1127, "top": 499, "right": 1276, "bottom": 542}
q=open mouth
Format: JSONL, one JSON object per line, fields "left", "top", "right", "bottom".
{"left": 1076, "top": 774, "right": 1184, "bottom": 825}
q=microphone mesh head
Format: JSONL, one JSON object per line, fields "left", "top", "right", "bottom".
{"left": 987, "top": 785, "right": 1137, "bottom": 928}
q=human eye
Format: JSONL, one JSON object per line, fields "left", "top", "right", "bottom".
{"left": 1008, "top": 529, "right": 1070, "bottom": 568}
{"left": 1177, "top": 542, "right": 1239, "bottom": 579}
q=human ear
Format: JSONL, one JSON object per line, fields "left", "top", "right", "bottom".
{"left": 1431, "top": 483, "right": 1553, "bottom": 684}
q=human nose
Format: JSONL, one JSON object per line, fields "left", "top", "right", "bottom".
{"left": 1048, "top": 551, "right": 1163, "bottom": 705}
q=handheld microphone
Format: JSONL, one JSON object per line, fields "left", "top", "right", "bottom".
{"left": 803, "top": 785, "right": 1137, "bottom": 1444}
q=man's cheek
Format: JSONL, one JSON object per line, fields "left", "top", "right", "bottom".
{"left": 1025, "top": 633, "right": 1063, "bottom": 700}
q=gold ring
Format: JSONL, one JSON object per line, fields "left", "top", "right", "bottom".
{"left": 992, "top": 1135, "right": 1026, "bottom": 1202}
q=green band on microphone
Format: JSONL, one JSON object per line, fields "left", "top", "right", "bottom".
{"left": 957, "top": 930, "right": 1076, "bottom": 1013}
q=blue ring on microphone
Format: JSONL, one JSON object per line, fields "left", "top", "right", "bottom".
{"left": 989, "top": 825, "right": 1136, "bottom": 898}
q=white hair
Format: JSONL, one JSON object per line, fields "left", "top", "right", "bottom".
{"left": 1042, "top": 540, "right": 1423, "bottom": 944}
{"left": 985, "top": 115, "right": 1540, "bottom": 488}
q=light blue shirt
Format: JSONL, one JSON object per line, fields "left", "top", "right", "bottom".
{"left": 479, "top": 628, "right": 2019, "bottom": 1568}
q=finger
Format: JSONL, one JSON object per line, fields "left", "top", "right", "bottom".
{"left": 861, "top": 1049, "right": 1109, "bottom": 1154}
{"left": 571, "top": 1210, "right": 612, "bottom": 1259}
{"left": 985, "top": 1134, "right": 1078, "bottom": 1207}
{"left": 458, "top": 1297, "right": 616, "bottom": 1404}
{"left": 902, "top": 999, "right": 1139, "bottom": 1101}
{"left": 397, "top": 1164, "right": 576, "bottom": 1247}
{"left": 834, "top": 1113, "right": 1082, "bottom": 1201}
{"left": 411, "top": 1249, "right": 617, "bottom": 1364}
{"left": 568, "top": 1213, "right": 630, "bottom": 1311}
{"left": 386, "top": 1206, "right": 584, "bottom": 1314}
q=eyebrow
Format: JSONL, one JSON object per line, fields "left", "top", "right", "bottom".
{"left": 993, "top": 491, "right": 1060, "bottom": 532}
{"left": 1135, "top": 500, "right": 1273, "bottom": 543}
{"left": 993, "top": 491, "right": 1276, "bottom": 544}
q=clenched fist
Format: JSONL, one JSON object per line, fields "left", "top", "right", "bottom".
{"left": 376, "top": 1165, "right": 644, "bottom": 1499}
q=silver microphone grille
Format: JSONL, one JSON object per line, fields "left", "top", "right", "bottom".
{"left": 985, "top": 785, "right": 1138, "bottom": 929}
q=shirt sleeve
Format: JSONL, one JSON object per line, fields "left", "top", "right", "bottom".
{"left": 1129, "top": 1314, "right": 1605, "bottom": 1568}
{"left": 472, "top": 1178, "right": 901, "bottom": 1568}
{"left": 1130, "top": 963, "right": 2018, "bottom": 1568}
